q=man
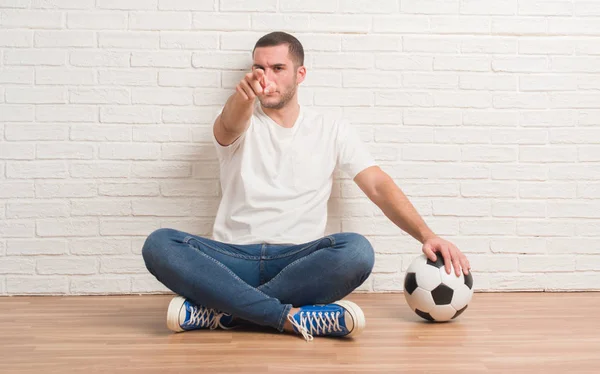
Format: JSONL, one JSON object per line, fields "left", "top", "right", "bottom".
{"left": 142, "top": 31, "right": 471, "bottom": 342}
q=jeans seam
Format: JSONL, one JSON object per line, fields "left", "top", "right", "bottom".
{"left": 278, "top": 304, "right": 292, "bottom": 332}
{"left": 263, "top": 235, "right": 336, "bottom": 260}
{"left": 184, "top": 236, "right": 259, "bottom": 260}
{"left": 183, "top": 240, "right": 288, "bottom": 328}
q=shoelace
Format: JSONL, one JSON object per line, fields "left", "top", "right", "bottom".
{"left": 287, "top": 311, "right": 343, "bottom": 342}
{"left": 186, "top": 305, "right": 229, "bottom": 330}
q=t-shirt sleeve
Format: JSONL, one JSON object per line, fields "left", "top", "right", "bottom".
{"left": 335, "top": 119, "right": 378, "bottom": 180}
{"left": 211, "top": 105, "right": 247, "bottom": 162}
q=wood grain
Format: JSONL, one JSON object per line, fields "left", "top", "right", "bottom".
{"left": 1, "top": 292, "right": 598, "bottom": 373}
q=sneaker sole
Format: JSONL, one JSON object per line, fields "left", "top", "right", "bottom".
{"left": 167, "top": 296, "right": 186, "bottom": 333}
{"left": 334, "top": 300, "right": 366, "bottom": 337}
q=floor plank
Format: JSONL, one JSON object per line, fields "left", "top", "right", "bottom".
{"left": 1, "top": 292, "right": 599, "bottom": 373}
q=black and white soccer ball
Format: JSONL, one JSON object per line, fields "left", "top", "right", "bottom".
{"left": 403, "top": 254, "right": 474, "bottom": 322}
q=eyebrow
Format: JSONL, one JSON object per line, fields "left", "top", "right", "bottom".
{"left": 252, "top": 63, "right": 286, "bottom": 69}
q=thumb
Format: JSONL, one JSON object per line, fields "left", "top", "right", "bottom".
{"left": 422, "top": 243, "right": 437, "bottom": 261}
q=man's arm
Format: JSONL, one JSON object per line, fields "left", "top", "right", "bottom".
{"left": 353, "top": 166, "right": 436, "bottom": 244}
{"left": 354, "top": 166, "right": 470, "bottom": 276}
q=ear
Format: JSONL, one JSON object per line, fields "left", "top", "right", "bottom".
{"left": 296, "top": 65, "right": 306, "bottom": 85}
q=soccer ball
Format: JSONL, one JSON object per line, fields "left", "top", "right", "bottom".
{"left": 403, "top": 254, "right": 474, "bottom": 322}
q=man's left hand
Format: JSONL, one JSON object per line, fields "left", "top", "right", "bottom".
{"left": 421, "top": 236, "right": 471, "bottom": 277}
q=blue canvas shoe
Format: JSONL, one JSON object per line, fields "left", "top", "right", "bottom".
{"left": 167, "top": 296, "right": 236, "bottom": 333}
{"left": 287, "top": 300, "right": 366, "bottom": 342}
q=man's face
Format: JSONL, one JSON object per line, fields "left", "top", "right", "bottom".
{"left": 252, "top": 44, "right": 305, "bottom": 110}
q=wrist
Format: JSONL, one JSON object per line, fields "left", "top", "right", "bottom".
{"left": 419, "top": 231, "right": 438, "bottom": 244}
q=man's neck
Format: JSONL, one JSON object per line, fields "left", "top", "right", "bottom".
{"left": 261, "top": 101, "right": 300, "bottom": 129}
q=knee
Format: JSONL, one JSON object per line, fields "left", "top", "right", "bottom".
{"left": 340, "top": 233, "right": 375, "bottom": 276}
{"left": 141, "top": 228, "right": 177, "bottom": 266}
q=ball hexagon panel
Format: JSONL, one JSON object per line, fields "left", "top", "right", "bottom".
{"left": 415, "top": 264, "right": 442, "bottom": 291}
{"left": 429, "top": 304, "right": 457, "bottom": 321}
{"left": 405, "top": 286, "right": 436, "bottom": 314}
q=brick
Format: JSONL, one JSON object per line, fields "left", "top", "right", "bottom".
{"left": 376, "top": 55, "right": 433, "bottom": 71}
{"left": 519, "top": 0, "right": 572, "bottom": 15}
{"left": 434, "top": 92, "right": 491, "bottom": 108}
{"left": 36, "top": 66, "right": 96, "bottom": 86}
{"left": 7, "top": 239, "right": 67, "bottom": 255}
{"left": 373, "top": 126, "right": 431, "bottom": 143}
{"left": 191, "top": 51, "right": 251, "bottom": 70}
{"left": 4, "top": 49, "right": 65, "bottom": 66}
{"left": 461, "top": 37, "right": 517, "bottom": 53}
{"left": 69, "top": 238, "right": 131, "bottom": 255}
{"left": 404, "top": 73, "right": 458, "bottom": 89}
{"left": 520, "top": 110, "right": 576, "bottom": 127}
{"left": 67, "top": 11, "right": 127, "bottom": 29}
{"left": 100, "top": 106, "right": 161, "bottom": 124}
{"left": 0, "top": 105, "right": 34, "bottom": 122}
{"left": 35, "top": 181, "right": 96, "bottom": 198}
{"left": 520, "top": 182, "right": 576, "bottom": 199}
{"left": 520, "top": 146, "right": 577, "bottom": 162}
{"left": 161, "top": 144, "right": 215, "bottom": 161}
{"left": 433, "top": 198, "right": 490, "bottom": 216}
{"left": 550, "top": 128, "right": 600, "bottom": 143}
{"left": 34, "top": 31, "right": 95, "bottom": 48}
{"left": 31, "top": 0, "right": 94, "bottom": 9}
{"left": 192, "top": 13, "right": 250, "bottom": 31}
{"left": 0, "top": 182, "right": 34, "bottom": 198}
{"left": 550, "top": 93, "right": 600, "bottom": 108}
{"left": 37, "top": 257, "right": 97, "bottom": 275}
{"left": 70, "top": 50, "right": 130, "bottom": 67}
{"left": 280, "top": 0, "right": 336, "bottom": 12}
{"left": 131, "top": 88, "right": 193, "bottom": 105}
{"left": 314, "top": 88, "right": 374, "bottom": 107}
{"left": 372, "top": 15, "right": 430, "bottom": 34}
{"left": 71, "top": 199, "right": 131, "bottom": 216}
{"left": 461, "top": 181, "right": 517, "bottom": 197}
{"left": 0, "top": 9, "right": 62, "bottom": 28}
{"left": 100, "top": 182, "right": 159, "bottom": 197}
{"left": 547, "top": 201, "right": 600, "bottom": 218}
{"left": 160, "top": 32, "right": 218, "bottom": 49}
{"left": 434, "top": 56, "right": 490, "bottom": 71}
{"left": 131, "top": 275, "right": 172, "bottom": 293}
{"left": 160, "top": 180, "right": 218, "bottom": 197}
{"left": 491, "top": 164, "right": 547, "bottom": 181}
{"left": 403, "top": 36, "right": 459, "bottom": 52}
{"left": 6, "top": 87, "right": 66, "bottom": 104}
{"left": 100, "top": 256, "right": 147, "bottom": 274}
{"left": 0, "top": 68, "right": 33, "bottom": 84}
{"left": 492, "top": 17, "right": 547, "bottom": 35}
{"left": 519, "top": 255, "right": 574, "bottom": 273}
{"left": 98, "top": 31, "right": 159, "bottom": 49}
{"left": 0, "top": 220, "right": 35, "bottom": 238}
{"left": 100, "top": 218, "right": 159, "bottom": 235}
{"left": 517, "top": 219, "right": 576, "bottom": 236}
{"left": 0, "top": 30, "right": 32, "bottom": 47}
{"left": 493, "top": 93, "right": 549, "bottom": 109}
{"left": 0, "top": 258, "right": 35, "bottom": 274}
{"left": 519, "top": 37, "right": 574, "bottom": 54}
{"left": 520, "top": 75, "right": 577, "bottom": 91}
{"left": 492, "top": 201, "right": 546, "bottom": 218}
{"left": 250, "top": 14, "right": 312, "bottom": 32}
{"left": 6, "top": 161, "right": 68, "bottom": 178}
{"left": 5, "top": 124, "right": 68, "bottom": 141}
{"left": 7, "top": 277, "right": 68, "bottom": 295}
{"left": 460, "top": 0, "right": 516, "bottom": 15}
{"left": 435, "top": 128, "right": 489, "bottom": 143}
{"left": 402, "top": 0, "right": 459, "bottom": 14}
{"left": 132, "top": 161, "right": 191, "bottom": 178}
{"left": 460, "top": 219, "right": 516, "bottom": 235}
{"left": 159, "top": 0, "right": 213, "bottom": 10}
{"left": 402, "top": 145, "right": 460, "bottom": 161}
{"left": 70, "top": 162, "right": 130, "bottom": 178}
{"left": 97, "top": 0, "right": 157, "bottom": 10}
{"left": 429, "top": 16, "right": 490, "bottom": 34}
{"left": 460, "top": 74, "right": 517, "bottom": 90}
{"left": 375, "top": 91, "right": 433, "bottom": 107}
{"left": 70, "top": 276, "right": 130, "bottom": 294}
{"left": 98, "top": 70, "right": 157, "bottom": 86}
{"left": 131, "top": 51, "right": 191, "bottom": 68}
{"left": 158, "top": 70, "right": 218, "bottom": 87}
{"left": 99, "top": 143, "right": 160, "bottom": 160}
{"left": 129, "top": 11, "right": 191, "bottom": 30}
{"left": 549, "top": 18, "right": 600, "bottom": 35}
{"left": 69, "top": 88, "right": 129, "bottom": 104}
{"left": 0, "top": 0, "right": 30, "bottom": 8}
{"left": 339, "top": 0, "right": 398, "bottom": 13}
{"left": 193, "top": 88, "right": 231, "bottom": 106}
{"left": 36, "top": 218, "right": 97, "bottom": 237}
{"left": 7, "top": 201, "right": 69, "bottom": 218}
{"left": 70, "top": 125, "right": 131, "bottom": 141}
{"left": 220, "top": 0, "right": 276, "bottom": 11}
{"left": 133, "top": 125, "right": 191, "bottom": 142}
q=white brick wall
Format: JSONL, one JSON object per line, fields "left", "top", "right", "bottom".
{"left": 1, "top": 1, "right": 599, "bottom": 296}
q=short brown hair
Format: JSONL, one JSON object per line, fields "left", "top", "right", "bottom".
{"left": 253, "top": 31, "right": 304, "bottom": 68}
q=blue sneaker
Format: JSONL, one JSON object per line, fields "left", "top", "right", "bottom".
{"left": 287, "top": 300, "right": 366, "bottom": 342}
{"left": 167, "top": 296, "right": 236, "bottom": 333}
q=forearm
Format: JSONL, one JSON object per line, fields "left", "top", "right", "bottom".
{"left": 220, "top": 91, "right": 255, "bottom": 134}
{"left": 373, "top": 177, "right": 437, "bottom": 244}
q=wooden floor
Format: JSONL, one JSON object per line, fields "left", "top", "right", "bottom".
{"left": 1, "top": 293, "right": 599, "bottom": 373}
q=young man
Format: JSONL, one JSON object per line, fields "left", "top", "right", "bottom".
{"left": 142, "top": 31, "right": 471, "bottom": 342}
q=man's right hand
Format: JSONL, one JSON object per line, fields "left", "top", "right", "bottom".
{"left": 236, "top": 68, "right": 276, "bottom": 101}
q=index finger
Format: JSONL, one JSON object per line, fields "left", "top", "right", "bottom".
{"left": 253, "top": 68, "right": 265, "bottom": 85}
{"left": 440, "top": 246, "right": 452, "bottom": 275}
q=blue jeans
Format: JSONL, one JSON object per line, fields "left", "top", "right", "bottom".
{"left": 141, "top": 228, "right": 375, "bottom": 332}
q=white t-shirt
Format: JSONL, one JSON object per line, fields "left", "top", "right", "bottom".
{"left": 211, "top": 101, "right": 378, "bottom": 245}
